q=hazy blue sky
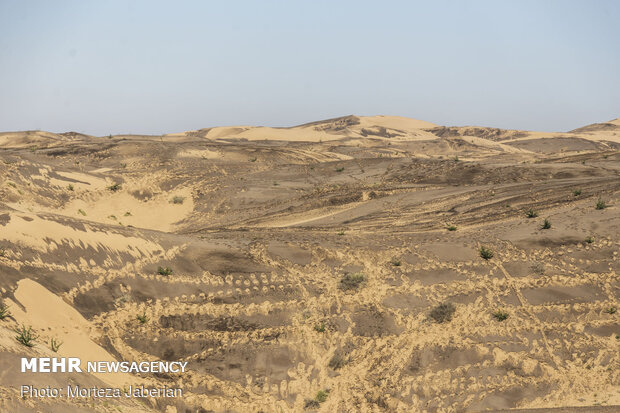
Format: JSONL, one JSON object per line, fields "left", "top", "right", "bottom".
{"left": 1, "top": 0, "right": 619, "bottom": 135}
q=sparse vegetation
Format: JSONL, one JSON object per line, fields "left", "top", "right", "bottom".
{"left": 50, "top": 337, "right": 63, "bottom": 352}
{"left": 124, "top": 211, "right": 132, "bottom": 216}
{"left": 77, "top": 209, "right": 86, "bottom": 216}
{"left": 171, "top": 196, "right": 185, "bottom": 204}
{"left": 526, "top": 209, "right": 538, "bottom": 218}
{"left": 540, "top": 219, "right": 551, "bottom": 230}
{"left": 273, "top": 182, "right": 279, "bottom": 186}
{"left": 0, "top": 249, "right": 4, "bottom": 257}
{"left": 429, "top": 302, "right": 456, "bottom": 323}
{"left": 335, "top": 167, "right": 345, "bottom": 172}
{"left": 595, "top": 198, "right": 607, "bottom": 210}
{"left": 313, "top": 322, "right": 326, "bottom": 333}
{"left": 585, "top": 236, "right": 594, "bottom": 244}
{"left": 249, "top": 157, "right": 257, "bottom": 162}
{"left": 136, "top": 312, "right": 148, "bottom": 324}
{"left": 15, "top": 325, "right": 37, "bottom": 347}
{"left": 157, "top": 266, "right": 173, "bottom": 276}
{"left": 7, "top": 182, "right": 16, "bottom": 188}
{"left": 337, "top": 230, "right": 345, "bottom": 236}
{"left": 108, "top": 215, "right": 117, "bottom": 220}
{"left": 0, "top": 304, "right": 10, "bottom": 320}
{"left": 573, "top": 189, "right": 581, "bottom": 196}
{"left": 339, "top": 272, "right": 365, "bottom": 290}
{"left": 479, "top": 246, "right": 494, "bottom": 260}
{"left": 107, "top": 183, "right": 121, "bottom": 192}
{"left": 391, "top": 259, "right": 401, "bottom": 267}
{"left": 453, "top": 155, "right": 459, "bottom": 162}
{"left": 446, "top": 225, "right": 457, "bottom": 231}
{"left": 605, "top": 306, "right": 617, "bottom": 315}
{"left": 120, "top": 163, "right": 127, "bottom": 168}
{"left": 492, "top": 309, "right": 509, "bottom": 321}
{"left": 67, "top": 184, "right": 74, "bottom": 191}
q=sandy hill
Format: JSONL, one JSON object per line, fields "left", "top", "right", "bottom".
{"left": 0, "top": 115, "right": 618, "bottom": 412}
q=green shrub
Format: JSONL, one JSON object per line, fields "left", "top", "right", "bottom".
{"left": 157, "top": 266, "right": 172, "bottom": 276}
{"left": 0, "top": 304, "right": 10, "bottom": 320}
{"left": 540, "top": 219, "right": 551, "bottom": 230}
{"left": 492, "top": 309, "right": 509, "bottom": 321}
{"left": 67, "top": 184, "right": 74, "bottom": 191}
{"left": 429, "top": 302, "right": 456, "bottom": 323}
{"left": 339, "top": 272, "right": 365, "bottom": 290}
{"left": 315, "top": 390, "right": 329, "bottom": 403}
{"left": 313, "top": 322, "right": 326, "bottom": 333}
{"left": 107, "top": 183, "right": 121, "bottom": 192}
{"left": 585, "top": 236, "right": 594, "bottom": 244}
{"left": 605, "top": 306, "right": 617, "bottom": 315}
{"left": 124, "top": 211, "right": 132, "bottom": 216}
{"left": 596, "top": 199, "right": 607, "bottom": 210}
{"left": 171, "top": 196, "right": 185, "bottom": 204}
{"left": 526, "top": 209, "right": 538, "bottom": 218}
{"left": 335, "top": 167, "right": 344, "bottom": 172}
{"left": 573, "top": 189, "right": 581, "bottom": 196}
{"left": 446, "top": 225, "right": 457, "bottom": 231}
{"left": 50, "top": 337, "right": 63, "bottom": 352}
{"left": 15, "top": 325, "right": 37, "bottom": 347}
{"left": 391, "top": 260, "right": 401, "bottom": 267}
{"left": 78, "top": 209, "right": 86, "bottom": 216}
{"left": 479, "top": 246, "right": 494, "bottom": 260}
{"left": 137, "top": 312, "right": 148, "bottom": 324}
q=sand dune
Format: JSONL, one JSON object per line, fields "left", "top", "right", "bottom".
{"left": 0, "top": 115, "right": 618, "bottom": 412}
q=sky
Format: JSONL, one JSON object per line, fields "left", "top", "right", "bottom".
{"left": 1, "top": 0, "right": 619, "bottom": 135}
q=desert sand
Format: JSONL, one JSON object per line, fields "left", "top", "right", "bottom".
{"left": 0, "top": 115, "right": 618, "bottom": 412}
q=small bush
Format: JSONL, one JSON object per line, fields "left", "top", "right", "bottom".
{"left": 67, "top": 184, "right": 74, "bottom": 191}
{"left": 530, "top": 262, "right": 545, "bottom": 275}
{"left": 107, "top": 183, "right": 121, "bottom": 192}
{"left": 479, "top": 246, "right": 494, "bottom": 260}
{"left": 526, "top": 209, "right": 538, "bottom": 218}
{"left": 328, "top": 352, "right": 347, "bottom": 370}
{"left": 585, "top": 236, "right": 594, "bottom": 244}
{"left": 492, "top": 309, "right": 509, "bottom": 321}
{"left": 573, "top": 189, "right": 581, "bottom": 196}
{"left": 596, "top": 199, "right": 607, "bottom": 210}
{"left": 50, "top": 337, "right": 63, "bottom": 352}
{"left": 0, "top": 304, "right": 10, "bottom": 320}
{"left": 0, "top": 249, "right": 4, "bottom": 257}
{"left": 15, "top": 325, "right": 37, "bottom": 347}
{"left": 339, "top": 272, "right": 365, "bottom": 290}
{"left": 335, "top": 167, "right": 344, "bottom": 172}
{"left": 313, "top": 322, "right": 326, "bottom": 333}
{"left": 249, "top": 157, "right": 257, "bottom": 162}
{"left": 605, "top": 306, "right": 617, "bottom": 315}
{"left": 124, "top": 211, "right": 132, "bottom": 216}
{"left": 120, "top": 163, "right": 127, "bottom": 168}
{"left": 540, "top": 219, "right": 551, "bottom": 230}
{"left": 315, "top": 390, "right": 329, "bottom": 403}
{"left": 78, "top": 209, "right": 86, "bottom": 216}
{"left": 136, "top": 312, "right": 148, "bottom": 324}
{"left": 446, "top": 225, "right": 457, "bottom": 231}
{"left": 391, "top": 260, "right": 401, "bottom": 267}
{"left": 429, "top": 302, "right": 456, "bottom": 323}
{"left": 171, "top": 196, "right": 185, "bottom": 204}
{"left": 157, "top": 266, "right": 172, "bottom": 276}
{"left": 337, "top": 230, "right": 345, "bottom": 236}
